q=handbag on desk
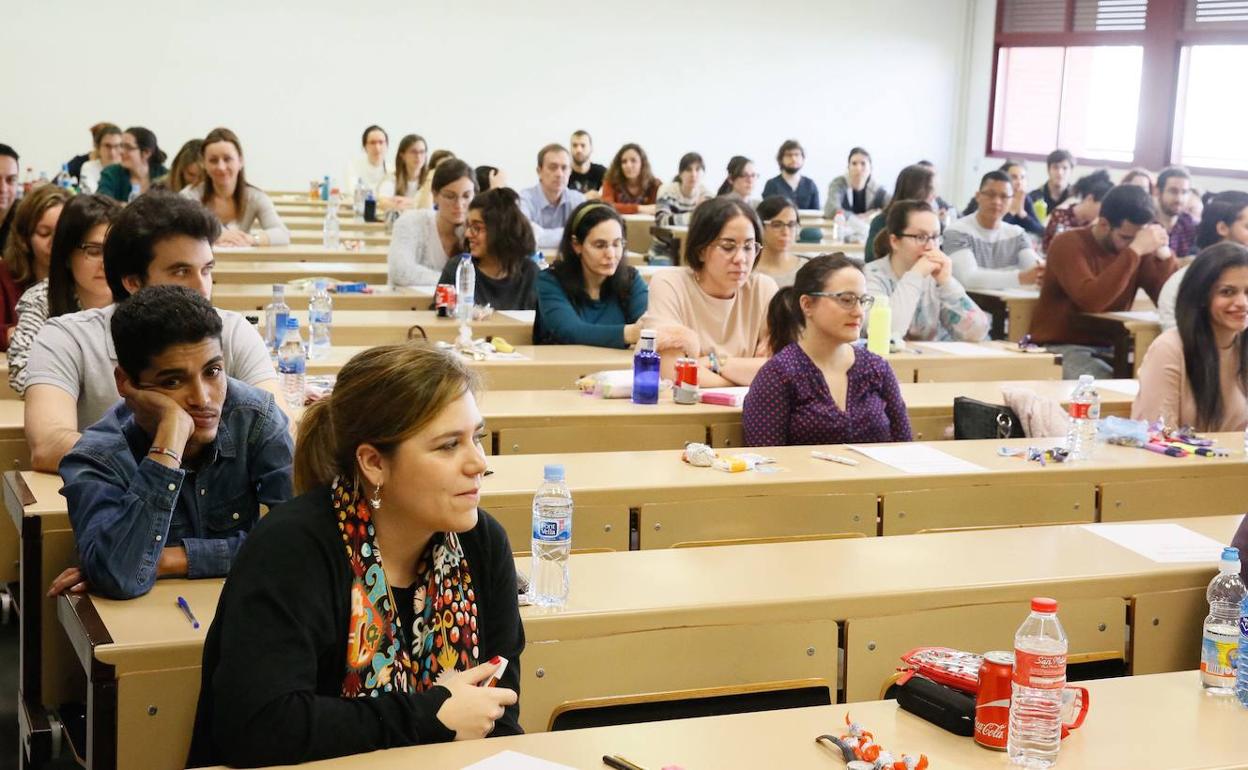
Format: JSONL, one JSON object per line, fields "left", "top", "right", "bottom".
{"left": 953, "top": 397, "right": 1025, "bottom": 440}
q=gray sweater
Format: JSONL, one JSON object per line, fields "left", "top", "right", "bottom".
{"left": 180, "top": 185, "right": 290, "bottom": 246}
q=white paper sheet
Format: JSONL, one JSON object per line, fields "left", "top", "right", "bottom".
{"left": 996, "top": 288, "right": 1041, "bottom": 298}
{"left": 460, "top": 751, "right": 579, "bottom": 770}
{"left": 1110, "top": 310, "right": 1160, "bottom": 323}
{"left": 1080, "top": 523, "right": 1231, "bottom": 563}
{"left": 499, "top": 310, "right": 537, "bottom": 323}
{"left": 911, "top": 341, "right": 1011, "bottom": 357}
{"left": 846, "top": 444, "right": 987, "bottom": 474}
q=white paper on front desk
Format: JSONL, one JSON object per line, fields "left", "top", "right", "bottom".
{"left": 846, "top": 444, "right": 987, "bottom": 474}
{"left": 1080, "top": 522, "right": 1230, "bottom": 563}
{"left": 912, "top": 341, "right": 1011, "bottom": 357}
{"left": 499, "top": 310, "right": 537, "bottom": 323}
{"left": 460, "top": 750, "right": 579, "bottom": 770}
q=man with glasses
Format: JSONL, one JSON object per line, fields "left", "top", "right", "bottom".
{"left": 762, "top": 140, "right": 820, "bottom": 211}
{"left": 518, "top": 143, "right": 586, "bottom": 249}
{"left": 944, "top": 170, "right": 1043, "bottom": 291}
{"left": 1029, "top": 184, "right": 1179, "bottom": 379}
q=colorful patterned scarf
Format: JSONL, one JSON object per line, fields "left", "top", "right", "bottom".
{"left": 334, "top": 476, "right": 480, "bottom": 697}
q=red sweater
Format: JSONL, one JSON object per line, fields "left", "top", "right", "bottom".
{"left": 0, "top": 263, "right": 28, "bottom": 352}
{"left": 602, "top": 179, "right": 660, "bottom": 215}
{"left": 1030, "top": 228, "right": 1178, "bottom": 346}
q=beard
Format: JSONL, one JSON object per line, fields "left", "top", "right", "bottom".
{"left": 782, "top": 163, "right": 802, "bottom": 174}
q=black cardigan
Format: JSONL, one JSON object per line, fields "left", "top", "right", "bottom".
{"left": 188, "top": 487, "right": 524, "bottom": 767}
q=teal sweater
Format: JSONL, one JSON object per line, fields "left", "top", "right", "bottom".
{"left": 96, "top": 162, "right": 169, "bottom": 202}
{"left": 535, "top": 267, "right": 648, "bottom": 348}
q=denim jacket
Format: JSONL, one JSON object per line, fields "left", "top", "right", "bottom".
{"left": 59, "top": 378, "right": 293, "bottom": 599}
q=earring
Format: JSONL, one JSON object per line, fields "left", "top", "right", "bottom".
{"left": 368, "top": 483, "right": 382, "bottom": 510}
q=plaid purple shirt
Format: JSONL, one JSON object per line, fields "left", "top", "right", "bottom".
{"left": 1168, "top": 212, "right": 1198, "bottom": 257}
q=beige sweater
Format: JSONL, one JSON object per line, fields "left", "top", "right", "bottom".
{"left": 1133, "top": 328, "right": 1248, "bottom": 431}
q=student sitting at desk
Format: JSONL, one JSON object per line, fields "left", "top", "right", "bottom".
{"left": 646, "top": 197, "right": 779, "bottom": 386}
{"left": 1156, "top": 192, "right": 1248, "bottom": 330}
{"left": 377, "top": 133, "right": 427, "bottom": 211}
{"left": 754, "top": 196, "right": 803, "bottom": 287}
{"left": 744, "top": 254, "right": 911, "bottom": 446}
{"left": 866, "top": 164, "right": 939, "bottom": 263}
{"left": 189, "top": 344, "right": 522, "bottom": 766}
{"left": 944, "top": 170, "right": 1044, "bottom": 291}
{"left": 1041, "top": 169, "right": 1114, "bottom": 252}
{"left": 96, "top": 127, "right": 168, "bottom": 202}
{"left": 388, "top": 159, "right": 476, "bottom": 287}
{"left": 180, "top": 127, "right": 290, "bottom": 247}
{"left": 962, "top": 160, "right": 1044, "bottom": 238}
{"left": 864, "top": 200, "right": 990, "bottom": 343}
{"left": 23, "top": 191, "right": 280, "bottom": 472}
{"left": 600, "top": 143, "right": 660, "bottom": 215}
{"left": 824, "top": 146, "right": 889, "bottom": 219}
{"left": 1134, "top": 242, "right": 1248, "bottom": 431}
{"left": 517, "top": 143, "right": 586, "bottom": 249}
{"left": 716, "top": 155, "right": 760, "bottom": 206}
{"left": 50, "top": 286, "right": 293, "bottom": 600}
{"left": 652, "top": 152, "right": 712, "bottom": 261}
{"left": 762, "top": 139, "right": 820, "bottom": 211}
{"left": 437, "top": 188, "right": 538, "bottom": 311}
{"left": 1, "top": 184, "right": 71, "bottom": 349}
{"left": 165, "top": 138, "right": 203, "bottom": 194}
{"left": 9, "top": 194, "right": 119, "bottom": 393}
{"left": 536, "top": 202, "right": 648, "bottom": 348}
{"left": 344, "top": 124, "right": 389, "bottom": 198}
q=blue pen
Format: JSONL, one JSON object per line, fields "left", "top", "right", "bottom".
{"left": 177, "top": 596, "right": 200, "bottom": 629}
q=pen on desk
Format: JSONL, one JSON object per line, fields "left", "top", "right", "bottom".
{"left": 1142, "top": 442, "right": 1185, "bottom": 458}
{"left": 603, "top": 756, "right": 648, "bottom": 770}
{"left": 177, "top": 596, "right": 200, "bottom": 629}
{"left": 811, "top": 450, "right": 860, "bottom": 467}
{"left": 484, "top": 469, "right": 495, "bottom": 476}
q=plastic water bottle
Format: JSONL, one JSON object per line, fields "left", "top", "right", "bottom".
{"left": 1202, "top": 547, "right": 1246, "bottom": 696}
{"left": 1238, "top": 595, "right": 1248, "bottom": 707}
{"left": 352, "top": 179, "right": 366, "bottom": 221}
{"left": 455, "top": 253, "right": 475, "bottom": 324}
{"left": 631, "top": 329, "right": 660, "bottom": 404}
{"left": 320, "top": 175, "right": 330, "bottom": 201}
{"left": 308, "top": 279, "right": 333, "bottom": 359}
{"left": 1007, "top": 597, "right": 1067, "bottom": 768}
{"left": 263, "top": 284, "right": 290, "bottom": 353}
{"left": 128, "top": 182, "right": 141, "bottom": 203}
{"left": 277, "top": 317, "right": 306, "bottom": 410}
{"left": 528, "top": 464, "right": 572, "bottom": 608}
{"left": 1065, "top": 374, "right": 1100, "bottom": 460}
{"left": 867, "top": 294, "right": 891, "bottom": 356}
{"left": 323, "top": 191, "right": 341, "bottom": 249}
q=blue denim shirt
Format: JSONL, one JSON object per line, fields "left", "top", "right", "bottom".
{"left": 59, "top": 378, "right": 293, "bottom": 599}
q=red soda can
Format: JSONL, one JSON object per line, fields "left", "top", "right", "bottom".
{"left": 435, "top": 284, "right": 456, "bottom": 318}
{"left": 675, "top": 357, "right": 698, "bottom": 387}
{"left": 974, "top": 650, "right": 1014, "bottom": 750}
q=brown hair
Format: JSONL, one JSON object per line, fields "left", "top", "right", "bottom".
{"left": 200, "top": 128, "right": 250, "bottom": 215}
{"left": 423, "top": 149, "right": 456, "bottom": 187}
{"left": 166, "top": 139, "right": 203, "bottom": 193}
{"left": 537, "top": 143, "right": 569, "bottom": 169}
{"left": 766, "top": 252, "right": 861, "bottom": 353}
{"left": 294, "top": 343, "right": 482, "bottom": 493}
{"left": 90, "top": 122, "right": 121, "bottom": 155}
{"left": 3, "top": 185, "right": 72, "bottom": 285}
{"left": 603, "top": 143, "right": 658, "bottom": 201}
{"left": 873, "top": 199, "right": 935, "bottom": 260}
{"left": 393, "top": 134, "right": 427, "bottom": 197}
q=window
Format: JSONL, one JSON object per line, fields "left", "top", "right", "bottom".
{"left": 1172, "top": 45, "right": 1248, "bottom": 171}
{"left": 990, "top": 0, "right": 1248, "bottom": 172}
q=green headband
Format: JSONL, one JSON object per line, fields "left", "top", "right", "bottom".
{"left": 569, "top": 202, "right": 612, "bottom": 236}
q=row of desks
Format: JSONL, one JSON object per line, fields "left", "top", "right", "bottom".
{"left": 189, "top": 671, "right": 1248, "bottom": 769}
{"left": 55, "top": 513, "right": 1242, "bottom": 767}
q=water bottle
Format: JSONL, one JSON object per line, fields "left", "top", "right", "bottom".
{"left": 363, "top": 190, "right": 377, "bottom": 222}
{"left": 1065, "top": 374, "right": 1100, "bottom": 460}
{"left": 308, "top": 279, "right": 333, "bottom": 359}
{"left": 353, "top": 179, "right": 366, "bottom": 221}
{"left": 1238, "top": 595, "right": 1248, "bottom": 707}
{"left": 867, "top": 294, "right": 891, "bottom": 356}
{"left": 1007, "top": 597, "right": 1067, "bottom": 768}
{"left": 128, "top": 181, "right": 141, "bottom": 203}
{"left": 320, "top": 175, "right": 330, "bottom": 201}
{"left": 1202, "top": 547, "right": 1246, "bottom": 696}
{"left": 277, "top": 317, "right": 306, "bottom": 410}
{"left": 528, "top": 464, "right": 572, "bottom": 608}
{"left": 323, "top": 191, "right": 341, "bottom": 250}
{"left": 455, "top": 253, "right": 475, "bottom": 324}
{"left": 631, "top": 329, "right": 660, "bottom": 405}
{"left": 263, "top": 284, "right": 291, "bottom": 353}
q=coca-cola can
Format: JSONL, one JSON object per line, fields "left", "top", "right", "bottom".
{"left": 675, "top": 357, "right": 698, "bottom": 387}
{"left": 435, "top": 284, "right": 456, "bottom": 318}
{"left": 974, "top": 650, "right": 1014, "bottom": 750}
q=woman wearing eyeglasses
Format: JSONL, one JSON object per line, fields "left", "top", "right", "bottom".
{"left": 388, "top": 160, "right": 476, "bottom": 287}
{"left": 96, "top": 127, "right": 168, "bottom": 203}
{"left": 743, "top": 253, "right": 911, "bottom": 446}
{"left": 9, "top": 194, "right": 120, "bottom": 393}
{"left": 716, "top": 156, "right": 760, "bottom": 206}
{"left": 645, "top": 197, "right": 779, "bottom": 386}
{"left": 863, "top": 200, "right": 990, "bottom": 343}
{"left": 435, "top": 188, "right": 538, "bottom": 311}
{"left": 754, "top": 196, "right": 803, "bottom": 287}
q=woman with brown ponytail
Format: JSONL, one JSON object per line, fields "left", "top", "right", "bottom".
{"left": 190, "top": 344, "right": 523, "bottom": 767}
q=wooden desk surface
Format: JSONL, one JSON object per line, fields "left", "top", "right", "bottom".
{"left": 288, "top": 231, "right": 389, "bottom": 247}
{"left": 210, "top": 261, "right": 388, "bottom": 284}
{"left": 283, "top": 216, "right": 386, "bottom": 232}
{"left": 209, "top": 671, "right": 1246, "bottom": 770}
{"left": 260, "top": 309, "right": 533, "bottom": 346}
{"left": 212, "top": 284, "right": 431, "bottom": 312}
{"left": 213, "top": 244, "right": 388, "bottom": 263}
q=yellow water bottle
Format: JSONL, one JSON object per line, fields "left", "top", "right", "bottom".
{"left": 1033, "top": 198, "right": 1049, "bottom": 223}
{"left": 867, "top": 294, "right": 891, "bottom": 356}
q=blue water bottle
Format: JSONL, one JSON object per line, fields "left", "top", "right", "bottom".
{"left": 631, "top": 329, "right": 659, "bottom": 405}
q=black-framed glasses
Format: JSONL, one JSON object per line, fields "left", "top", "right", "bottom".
{"left": 764, "top": 220, "right": 800, "bottom": 232}
{"left": 900, "top": 233, "right": 943, "bottom": 246}
{"left": 807, "top": 291, "right": 875, "bottom": 311}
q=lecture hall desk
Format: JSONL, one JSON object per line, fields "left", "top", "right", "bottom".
{"left": 193, "top": 672, "right": 1248, "bottom": 770}
{"left": 288, "top": 231, "right": 389, "bottom": 247}
{"left": 967, "top": 288, "right": 1039, "bottom": 341}
{"left": 1078, "top": 309, "right": 1163, "bottom": 379}
{"left": 58, "top": 518, "right": 1240, "bottom": 767}
{"left": 283, "top": 215, "right": 386, "bottom": 232}
{"left": 211, "top": 283, "right": 433, "bottom": 313}
{"left": 258, "top": 309, "right": 535, "bottom": 346}
{"left": 212, "top": 244, "right": 388, "bottom": 263}
{"left": 209, "top": 260, "right": 387, "bottom": 285}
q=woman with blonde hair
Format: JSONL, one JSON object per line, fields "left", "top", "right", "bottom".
{"left": 165, "top": 139, "right": 204, "bottom": 193}
{"left": 190, "top": 343, "right": 523, "bottom": 766}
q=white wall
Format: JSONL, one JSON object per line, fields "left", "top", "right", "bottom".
{"left": 3, "top": 0, "right": 974, "bottom": 198}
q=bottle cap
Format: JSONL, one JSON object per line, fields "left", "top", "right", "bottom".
{"left": 1078, "top": 374, "right": 1094, "bottom": 384}
{"left": 1224, "top": 546, "right": 1240, "bottom": 561}
{"left": 640, "top": 329, "right": 657, "bottom": 339}
{"left": 285, "top": 316, "right": 300, "bottom": 329}
{"left": 543, "top": 464, "right": 565, "bottom": 482}
{"left": 271, "top": 283, "right": 285, "bottom": 293}
{"left": 314, "top": 278, "right": 329, "bottom": 291}
{"left": 1031, "top": 597, "right": 1058, "bottom": 613}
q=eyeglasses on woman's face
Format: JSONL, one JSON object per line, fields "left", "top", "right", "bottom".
{"left": 712, "top": 238, "right": 762, "bottom": 258}
{"left": 765, "top": 220, "right": 800, "bottom": 233}
{"left": 899, "top": 232, "right": 942, "bottom": 247}
{"left": 807, "top": 291, "right": 875, "bottom": 311}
